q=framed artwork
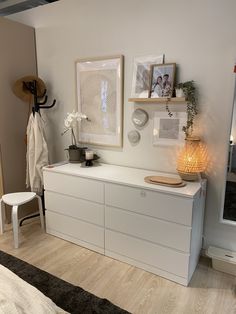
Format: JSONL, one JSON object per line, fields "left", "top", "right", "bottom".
{"left": 131, "top": 54, "right": 164, "bottom": 98}
{"left": 149, "top": 63, "right": 176, "bottom": 98}
{"left": 76, "top": 55, "right": 124, "bottom": 147}
{"left": 153, "top": 111, "right": 187, "bottom": 146}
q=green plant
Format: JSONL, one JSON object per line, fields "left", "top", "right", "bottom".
{"left": 176, "top": 80, "right": 198, "bottom": 137}
{"left": 165, "top": 102, "right": 173, "bottom": 117}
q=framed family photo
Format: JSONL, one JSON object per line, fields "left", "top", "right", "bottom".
{"left": 131, "top": 54, "right": 164, "bottom": 98}
{"left": 153, "top": 111, "right": 187, "bottom": 146}
{"left": 149, "top": 63, "right": 176, "bottom": 98}
{"left": 76, "top": 55, "right": 124, "bottom": 147}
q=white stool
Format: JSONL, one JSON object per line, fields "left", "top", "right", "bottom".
{"left": 0, "top": 192, "right": 45, "bottom": 248}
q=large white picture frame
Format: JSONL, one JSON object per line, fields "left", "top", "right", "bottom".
{"left": 76, "top": 55, "right": 124, "bottom": 147}
{"left": 153, "top": 111, "right": 187, "bottom": 146}
{"left": 131, "top": 54, "right": 164, "bottom": 98}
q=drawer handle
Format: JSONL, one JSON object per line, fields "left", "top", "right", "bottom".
{"left": 140, "top": 190, "right": 146, "bottom": 197}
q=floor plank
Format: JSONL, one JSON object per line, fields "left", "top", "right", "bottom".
{"left": 0, "top": 220, "right": 235, "bottom": 314}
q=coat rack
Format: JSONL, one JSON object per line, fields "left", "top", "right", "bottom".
{"left": 19, "top": 79, "right": 56, "bottom": 227}
{"left": 23, "top": 79, "right": 56, "bottom": 114}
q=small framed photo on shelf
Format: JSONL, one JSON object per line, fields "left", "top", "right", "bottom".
{"left": 153, "top": 111, "right": 186, "bottom": 146}
{"left": 149, "top": 63, "right": 176, "bottom": 98}
{"left": 131, "top": 54, "right": 164, "bottom": 98}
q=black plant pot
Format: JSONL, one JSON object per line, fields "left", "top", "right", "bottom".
{"left": 66, "top": 146, "right": 87, "bottom": 163}
{"left": 68, "top": 147, "right": 81, "bottom": 163}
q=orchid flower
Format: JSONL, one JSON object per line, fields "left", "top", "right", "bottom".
{"left": 62, "top": 110, "right": 89, "bottom": 146}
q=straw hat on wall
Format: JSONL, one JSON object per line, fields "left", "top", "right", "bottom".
{"left": 13, "top": 75, "right": 46, "bottom": 103}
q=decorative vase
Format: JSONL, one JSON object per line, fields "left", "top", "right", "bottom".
{"left": 175, "top": 88, "right": 185, "bottom": 98}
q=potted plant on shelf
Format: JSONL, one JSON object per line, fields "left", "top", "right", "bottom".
{"left": 62, "top": 110, "right": 89, "bottom": 163}
{"left": 175, "top": 80, "right": 198, "bottom": 137}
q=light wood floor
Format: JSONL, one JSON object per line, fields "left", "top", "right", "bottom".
{"left": 0, "top": 219, "right": 235, "bottom": 314}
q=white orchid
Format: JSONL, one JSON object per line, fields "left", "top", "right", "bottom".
{"left": 64, "top": 111, "right": 88, "bottom": 128}
{"left": 62, "top": 110, "right": 89, "bottom": 146}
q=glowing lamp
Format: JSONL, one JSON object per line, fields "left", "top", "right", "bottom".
{"left": 177, "top": 137, "right": 208, "bottom": 181}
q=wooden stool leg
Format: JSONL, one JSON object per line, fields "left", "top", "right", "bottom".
{"left": 36, "top": 195, "right": 45, "bottom": 230}
{"left": 0, "top": 199, "right": 5, "bottom": 234}
{"left": 12, "top": 205, "right": 19, "bottom": 249}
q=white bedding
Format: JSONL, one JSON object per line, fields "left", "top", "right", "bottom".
{"left": 0, "top": 265, "right": 69, "bottom": 314}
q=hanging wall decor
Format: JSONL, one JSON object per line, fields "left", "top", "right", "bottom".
{"left": 76, "top": 55, "right": 124, "bottom": 147}
{"left": 128, "top": 130, "right": 141, "bottom": 144}
{"left": 153, "top": 111, "right": 187, "bottom": 146}
{"left": 131, "top": 54, "right": 164, "bottom": 98}
{"left": 132, "top": 108, "right": 149, "bottom": 127}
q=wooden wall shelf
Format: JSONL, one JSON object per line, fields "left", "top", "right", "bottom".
{"left": 128, "top": 97, "right": 187, "bottom": 104}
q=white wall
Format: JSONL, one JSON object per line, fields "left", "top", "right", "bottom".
{"left": 9, "top": 0, "right": 236, "bottom": 250}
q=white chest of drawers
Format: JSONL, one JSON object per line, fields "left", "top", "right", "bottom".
{"left": 43, "top": 163, "right": 206, "bottom": 286}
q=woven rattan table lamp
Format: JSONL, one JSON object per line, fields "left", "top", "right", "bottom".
{"left": 177, "top": 137, "right": 207, "bottom": 181}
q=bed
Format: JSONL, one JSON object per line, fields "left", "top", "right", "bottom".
{"left": 0, "top": 250, "right": 129, "bottom": 314}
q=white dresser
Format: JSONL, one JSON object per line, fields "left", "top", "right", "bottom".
{"left": 43, "top": 163, "right": 206, "bottom": 286}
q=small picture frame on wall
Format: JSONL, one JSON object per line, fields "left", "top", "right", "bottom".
{"left": 153, "top": 111, "right": 186, "bottom": 146}
{"left": 149, "top": 63, "right": 176, "bottom": 98}
{"left": 131, "top": 54, "right": 164, "bottom": 98}
{"left": 76, "top": 55, "right": 124, "bottom": 147}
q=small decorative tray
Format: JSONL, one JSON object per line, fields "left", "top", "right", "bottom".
{"left": 144, "top": 176, "right": 186, "bottom": 188}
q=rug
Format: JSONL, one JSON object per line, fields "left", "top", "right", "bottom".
{"left": 0, "top": 250, "right": 130, "bottom": 314}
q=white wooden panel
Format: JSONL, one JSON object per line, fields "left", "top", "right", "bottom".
{"left": 43, "top": 164, "right": 202, "bottom": 198}
{"left": 44, "top": 171, "right": 104, "bottom": 203}
{"left": 106, "top": 250, "right": 188, "bottom": 286}
{"left": 105, "top": 183, "right": 193, "bottom": 226}
{"left": 47, "top": 229, "right": 104, "bottom": 254}
{"left": 45, "top": 191, "right": 104, "bottom": 226}
{"left": 46, "top": 211, "right": 104, "bottom": 249}
{"left": 105, "top": 230, "right": 189, "bottom": 278}
{"left": 105, "top": 206, "right": 191, "bottom": 252}
{"left": 188, "top": 181, "right": 206, "bottom": 281}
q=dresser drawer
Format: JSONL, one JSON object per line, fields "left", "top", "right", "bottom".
{"left": 44, "top": 171, "right": 104, "bottom": 203}
{"left": 105, "top": 230, "right": 189, "bottom": 278}
{"left": 105, "top": 183, "right": 193, "bottom": 226}
{"left": 45, "top": 191, "right": 104, "bottom": 226}
{"left": 46, "top": 211, "right": 104, "bottom": 250}
{"left": 105, "top": 206, "right": 191, "bottom": 252}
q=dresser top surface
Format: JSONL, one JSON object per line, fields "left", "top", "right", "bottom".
{"left": 43, "top": 162, "right": 204, "bottom": 198}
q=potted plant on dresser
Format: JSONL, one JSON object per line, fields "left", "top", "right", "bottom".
{"left": 62, "top": 110, "right": 89, "bottom": 163}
